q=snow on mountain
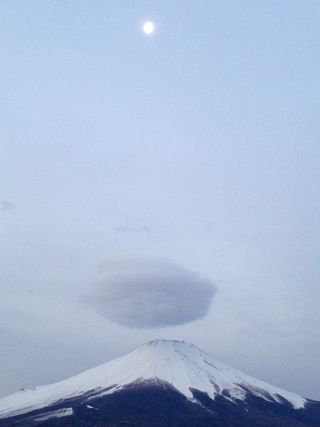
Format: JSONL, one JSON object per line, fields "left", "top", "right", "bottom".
{"left": 0, "top": 339, "right": 306, "bottom": 419}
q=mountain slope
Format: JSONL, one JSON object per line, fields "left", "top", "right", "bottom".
{"left": 0, "top": 339, "right": 319, "bottom": 427}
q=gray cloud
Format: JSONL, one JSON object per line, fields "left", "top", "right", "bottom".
{"left": 0, "top": 200, "right": 15, "bottom": 212}
{"left": 85, "top": 258, "right": 216, "bottom": 328}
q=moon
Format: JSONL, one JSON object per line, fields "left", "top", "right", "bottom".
{"left": 142, "top": 21, "right": 155, "bottom": 35}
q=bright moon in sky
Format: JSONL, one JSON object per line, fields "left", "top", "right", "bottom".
{"left": 142, "top": 21, "right": 155, "bottom": 35}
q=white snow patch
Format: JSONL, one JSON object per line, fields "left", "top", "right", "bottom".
{"left": 86, "top": 404, "right": 98, "bottom": 410}
{"left": 31, "top": 407, "right": 73, "bottom": 422}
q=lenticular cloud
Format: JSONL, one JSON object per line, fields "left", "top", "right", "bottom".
{"left": 86, "top": 258, "right": 216, "bottom": 328}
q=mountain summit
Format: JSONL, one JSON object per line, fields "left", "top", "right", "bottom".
{"left": 0, "top": 339, "right": 319, "bottom": 427}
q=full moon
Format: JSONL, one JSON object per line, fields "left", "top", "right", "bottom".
{"left": 142, "top": 21, "right": 155, "bottom": 35}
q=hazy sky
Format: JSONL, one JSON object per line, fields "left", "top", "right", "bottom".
{"left": 1, "top": 0, "right": 320, "bottom": 401}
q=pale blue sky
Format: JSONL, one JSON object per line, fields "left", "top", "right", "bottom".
{"left": 1, "top": 1, "right": 320, "bottom": 400}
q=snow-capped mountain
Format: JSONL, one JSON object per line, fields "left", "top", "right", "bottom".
{"left": 0, "top": 339, "right": 319, "bottom": 427}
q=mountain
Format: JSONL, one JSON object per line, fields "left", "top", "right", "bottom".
{"left": 0, "top": 339, "right": 319, "bottom": 426}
